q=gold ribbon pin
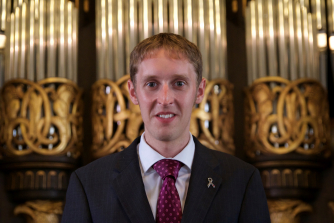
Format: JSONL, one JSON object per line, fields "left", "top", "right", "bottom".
{"left": 207, "top": 178, "right": 215, "bottom": 188}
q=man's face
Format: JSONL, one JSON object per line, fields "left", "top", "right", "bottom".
{"left": 128, "top": 49, "right": 205, "bottom": 144}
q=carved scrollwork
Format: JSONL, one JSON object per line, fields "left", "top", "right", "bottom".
{"left": 6, "top": 170, "right": 68, "bottom": 191}
{"left": 329, "top": 202, "right": 334, "bottom": 220}
{"left": 267, "top": 199, "right": 312, "bottom": 223}
{"left": 190, "top": 78, "right": 234, "bottom": 154}
{"left": 245, "top": 77, "right": 330, "bottom": 157}
{"left": 91, "top": 75, "right": 143, "bottom": 158}
{"left": 260, "top": 168, "right": 319, "bottom": 189}
{"left": 0, "top": 78, "right": 83, "bottom": 157}
{"left": 91, "top": 76, "right": 235, "bottom": 158}
{"left": 14, "top": 200, "right": 63, "bottom": 223}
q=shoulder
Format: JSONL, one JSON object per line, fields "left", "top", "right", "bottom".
{"left": 74, "top": 137, "right": 140, "bottom": 181}
{"left": 193, "top": 137, "right": 258, "bottom": 179}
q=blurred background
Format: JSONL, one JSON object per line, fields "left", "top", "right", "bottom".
{"left": 0, "top": 0, "right": 333, "bottom": 222}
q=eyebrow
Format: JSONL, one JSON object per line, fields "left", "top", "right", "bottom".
{"left": 141, "top": 74, "right": 191, "bottom": 82}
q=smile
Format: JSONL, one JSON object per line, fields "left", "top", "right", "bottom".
{"left": 158, "top": 114, "right": 175, "bottom": 119}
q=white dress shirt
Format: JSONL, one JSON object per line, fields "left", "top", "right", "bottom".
{"left": 137, "top": 132, "right": 195, "bottom": 220}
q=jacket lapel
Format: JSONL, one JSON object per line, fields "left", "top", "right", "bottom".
{"left": 181, "top": 137, "right": 223, "bottom": 223}
{"left": 109, "top": 138, "right": 155, "bottom": 223}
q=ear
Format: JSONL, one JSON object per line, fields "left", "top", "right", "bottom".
{"left": 195, "top": 78, "right": 206, "bottom": 104}
{"left": 127, "top": 79, "right": 139, "bottom": 105}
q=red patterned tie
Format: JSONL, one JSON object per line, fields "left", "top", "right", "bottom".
{"left": 153, "top": 159, "right": 183, "bottom": 223}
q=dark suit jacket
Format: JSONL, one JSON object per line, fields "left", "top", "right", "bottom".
{"left": 62, "top": 136, "right": 271, "bottom": 223}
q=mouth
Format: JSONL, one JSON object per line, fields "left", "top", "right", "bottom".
{"left": 155, "top": 112, "right": 176, "bottom": 123}
{"left": 157, "top": 114, "right": 175, "bottom": 119}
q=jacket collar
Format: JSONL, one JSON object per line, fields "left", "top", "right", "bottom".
{"left": 181, "top": 137, "right": 223, "bottom": 222}
{"left": 109, "top": 137, "right": 155, "bottom": 223}
{"left": 109, "top": 136, "right": 222, "bottom": 223}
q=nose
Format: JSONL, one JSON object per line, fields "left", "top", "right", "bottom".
{"left": 157, "top": 83, "right": 173, "bottom": 105}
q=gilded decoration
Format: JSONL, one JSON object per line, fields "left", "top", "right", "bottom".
{"left": 6, "top": 170, "right": 68, "bottom": 191}
{"left": 245, "top": 77, "right": 330, "bottom": 157}
{"left": 14, "top": 200, "right": 63, "bottom": 223}
{"left": 268, "top": 199, "right": 312, "bottom": 223}
{"left": 92, "top": 76, "right": 234, "bottom": 158}
{"left": 0, "top": 78, "right": 83, "bottom": 157}
{"left": 329, "top": 202, "right": 334, "bottom": 220}
{"left": 91, "top": 75, "right": 142, "bottom": 158}
{"left": 190, "top": 78, "right": 234, "bottom": 154}
{"left": 260, "top": 168, "right": 319, "bottom": 189}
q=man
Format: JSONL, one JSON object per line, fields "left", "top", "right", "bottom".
{"left": 62, "top": 33, "right": 270, "bottom": 223}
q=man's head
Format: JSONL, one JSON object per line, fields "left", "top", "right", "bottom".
{"left": 127, "top": 33, "right": 206, "bottom": 148}
{"left": 130, "top": 33, "right": 203, "bottom": 87}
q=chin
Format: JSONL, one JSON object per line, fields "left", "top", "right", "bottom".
{"left": 154, "top": 131, "right": 176, "bottom": 142}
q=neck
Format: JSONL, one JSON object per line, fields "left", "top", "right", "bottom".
{"left": 144, "top": 132, "right": 190, "bottom": 158}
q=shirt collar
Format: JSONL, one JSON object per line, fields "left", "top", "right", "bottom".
{"left": 138, "top": 132, "right": 195, "bottom": 173}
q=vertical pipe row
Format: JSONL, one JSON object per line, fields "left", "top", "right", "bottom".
{"left": 95, "top": 0, "right": 228, "bottom": 80}
{"left": 8, "top": 13, "right": 14, "bottom": 81}
{"left": 278, "top": 0, "right": 287, "bottom": 79}
{"left": 198, "top": 0, "right": 207, "bottom": 79}
{"left": 250, "top": 1, "right": 257, "bottom": 84}
{"left": 256, "top": 0, "right": 266, "bottom": 78}
{"left": 4, "top": 0, "right": 79, "bottom": 82}
{"left": 184, "top": 0, "right": 193, "bottom": 41}
{"left": 116, "top": 0, "right": 124, "bottom": 80}
{"left": 208, "top": 0, "right": 216, "bottom": 79}
{"left": 246, "top": 0, "right": 320, "bottom": 84}
{"left": 73, "top": 7, "right": 78, "bottom": 83}
{"left": 288, "top": 0, "right": 297, "bottom": 80}
{"left": 295, "top": 3, "right": 304, "bottom": 78}
{"left": 36, "top": 0, "right": 44, "bottom": 81}
{"left": 96, "top": 0, "right": 102, "bottom": 79}
{"left": 220, "top": 0, "right": 227, "bottom": 79}
{"left": 245, "top": 7, "right": 252, "bottom": 85}
{"left": 27, "top": 0, "right": 35, "bottom": 81}
{"left": 67, "top": 2, "right": 73, "bottom": 81}
{"left": 129, "top": 0, "right": 138, "bottom": 51}
{"left": 0, "top": 0, "right": 6, "bottom": 30}
{"left": 106, "top": 0, "right": 113, "bottom": 80}
{"left": 302, "top": 6, "right": 311, "bottom": 78}
{"left": 59, "top": 0, "right": 66, "bottom": 78}
{"left": 214, "top": 0, "right": 222, "bottom": 79}
{"left": 267, "top": 0, "right": 277, "bottom": 77}
{"left": 13, "top": 7, "right": 19, "bottom": 79}
{"left": 47, "top": 0, "right": 55, "bottom": 78}
{"left": 19, "top": 2, "right": 26, "bottom": 79}
{"left": 4, "top": 0, "right": 11, "bottom": 83}
{"left": 97, "top": 0, "right": 140, "bottom": 80}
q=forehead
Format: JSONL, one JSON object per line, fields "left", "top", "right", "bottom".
{"left": 137, "top": 49, "right": 195, "bottom": 76}
{"left": 140, "top": 48, "right": 188, "bottom": 63}
{"left": 137, "top": 60, "right": 195, "bottom": 85}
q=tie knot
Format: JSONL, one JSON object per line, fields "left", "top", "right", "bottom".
{"left": 153, "top": 159, "right": 183, "bottom": 180}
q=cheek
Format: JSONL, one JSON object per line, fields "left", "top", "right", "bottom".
{"left": 136, "top": 94, "right": 153, "bottom": 113}
{"left": 179, "top": 93, "right": 197, "bottom": 111}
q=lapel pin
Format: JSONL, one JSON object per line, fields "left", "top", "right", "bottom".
{"left": 207, "top": 178, "right": 215, "bottom": 188}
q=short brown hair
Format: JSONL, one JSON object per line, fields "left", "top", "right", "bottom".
{"left": 130, "top": 33, "right": 202, "bottom": 86}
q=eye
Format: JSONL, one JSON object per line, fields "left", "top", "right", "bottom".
{"left": 175, "top": 81, "right": 185, "bottom": 87}
{"left": 146, "top": 82, "right": 157, "bottom": 87}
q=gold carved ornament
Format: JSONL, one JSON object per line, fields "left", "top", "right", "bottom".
{"left": 329, "top": 202, "right": 334, "bottom": 218}
{"left": 91, "top": 75, "right": 143, "bottom": 158}
{"left": 267, "top": 199, "right": 312, "bottom": 223}
{"left": 14, "top": 200, "right": 63, "bottom": 223}
{"left": 92, "top": 76, "right": 234, "bottom": 158}
{"left": 245, "top": 77, "right": 330, "bottom": 157}
{"left": 190, "top": 78, "right": 234, "bottom": 154}
{"left": 0, "top": 78, "right": 83, "bottom": 157}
